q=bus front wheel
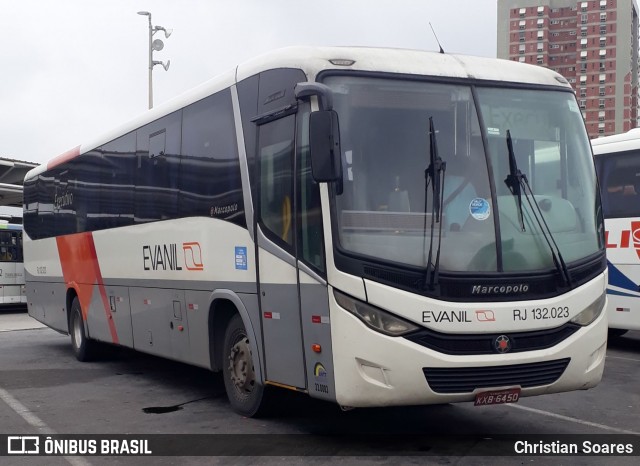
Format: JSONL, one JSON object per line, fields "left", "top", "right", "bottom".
{"left": 70, "top": 297, "right": 96, "bottom": 362}
{"left": 222, "top": 314, "right": 271, "bottom": 417}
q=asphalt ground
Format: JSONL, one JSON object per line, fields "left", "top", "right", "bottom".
{"left": 0, "top": 309, "right": 638, "bottom": 465}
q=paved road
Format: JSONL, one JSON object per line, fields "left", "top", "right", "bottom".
{"left": 0, "top": 310, "right": 638, "bottom": 465}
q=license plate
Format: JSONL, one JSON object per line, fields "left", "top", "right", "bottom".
{"left": 474, "top": 387, "right": 521, "bottom": 406}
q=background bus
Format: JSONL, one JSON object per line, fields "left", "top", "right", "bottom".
{"left": 0, "top": 206, "right": 26, "bottom": 308}
{"left": 592, "top": 129, "right": 640, "bottom": 336}
{"left": 24, "top": 47, "right": 607, "bottom": 417}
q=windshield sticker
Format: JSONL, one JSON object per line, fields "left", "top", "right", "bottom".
{"left": 470, "top": 198, "right": 491, "bottom": 221}
{"left": 487, "top": 127, "right": 501, "bottom": 136}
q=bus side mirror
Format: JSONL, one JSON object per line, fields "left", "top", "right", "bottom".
{"left": 309, "top": 110, "right": 342, "bottom": 182}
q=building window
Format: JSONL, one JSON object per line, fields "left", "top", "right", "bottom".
{"left": 537, "top": 42, "right": 544, "bottom": 52}
{"left": 600, "top": 37, "right": 606, "bottom": 46}
{"left": 600, "top": 0, "right": 607, "bottom": 10}
{"left": 580, "top": 88, "right": 587, "bottom": 97}
{"left": 579, "top": 99, "right": 586, "bottom": 109}
{"left": 519, "top": 44, "right": 526, "bottom": 54}
{"left": 537, "top": 18, "right": 544, "bottom": 27}
{"left": 600, "top": 12, "right": 607, "bottom": 22}
{"left": 519, "top": 32, "right": 525, "bottom": 41}
{"left": 519, "top": 7, "right": 526, "bottom": 17}
{"left": 537, "top": 55, "right": 544, "bottom": 64}
{"left": 599, "top": 99, "right": 606, "bottom": 108}
{"left": 599, "top": 86, "right": 606, "bottom": 96}
{"left": 519, "top": 20, "right": 526, "bottom": 29}
{"left": 581, "top": 13, "right": 588, "bottom": 23}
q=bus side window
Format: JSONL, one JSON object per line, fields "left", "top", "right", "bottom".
{"left": 297, "top": 104, "right": 325, "bottom": 273}
{"left": 258, "top": 114, "right": 295, "bottom": 249}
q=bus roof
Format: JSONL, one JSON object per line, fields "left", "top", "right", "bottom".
{"left": 591, "top": 128, "right": 640, "bottom": 155}
{"left": 28, "top": 46, "right": 572, "bottom": 181}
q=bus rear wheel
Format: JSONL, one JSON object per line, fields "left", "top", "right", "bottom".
{"left": 222, "top": 314, "right": 270, "bottom": 417}
{"left": 70, "top": 297, "right": 96, "bottom": 362}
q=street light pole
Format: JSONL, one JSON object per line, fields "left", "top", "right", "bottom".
{"left": 137, "top": 11, "right": 171, "bottom": 110}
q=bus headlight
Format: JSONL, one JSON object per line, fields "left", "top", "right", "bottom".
{"left": 570, "top": 292, "right": 606, "bottom": 326}
{"left": 334, "top": 289, "right": 419, "bottom": 336}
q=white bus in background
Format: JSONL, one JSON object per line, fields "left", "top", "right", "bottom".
{"left": 0, "top": 206, "right": 26, "bottom": 308}
{"left": 592, "top": 129, "right": 640, "bottom": 336}
{"left": 24, "top": 47, "right": 607, "bottom": 417}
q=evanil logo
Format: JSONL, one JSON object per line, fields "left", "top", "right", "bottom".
{"left": 143, "top": 242, "right": 203, "bottom": 271}
{"left": 605, "top": 221, "right": 640, "bottom": 260}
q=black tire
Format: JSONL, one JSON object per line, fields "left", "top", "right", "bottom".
{"left": 222, "top": 314, "right": 271, "bottom": 417}
{"left": 70, "top": 297, "right": 97, "bottom": 362}
{"left": 608, "top": 328, "right": 629, "bottom": 339}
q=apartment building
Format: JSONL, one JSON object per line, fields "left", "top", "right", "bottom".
{"left": 497, "top": 0, "right": 638, "bottom": 138}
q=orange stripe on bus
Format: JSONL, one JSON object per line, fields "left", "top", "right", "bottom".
{"left": 56, "top": 232, "right": 119, "bottom": 344}
{"left": 48, "top": 145, "right": 80, "bottom": 170}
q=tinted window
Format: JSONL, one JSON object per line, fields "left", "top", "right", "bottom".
{"left": 296, "top": 103, "right": 325, "bottom": 273}
{"left": 596, "top": 150, "right": 640, "bottom": 218}
{"left": 100, "top": 132, "right": 137, "bottom": 229}
{"left": 0, "top": 230, "right": 22, "bottom": 262}
{"left": 180, "top": 90, "right": 244, "bottom": 225}
{"left": 136, "top": 111, "right": 182, "bottom": 222}
{"left": 258, "top": 114, "right": 295, "bottom": 250}
{"left": 24, "top": 89, "right": 247, "bottom": 239}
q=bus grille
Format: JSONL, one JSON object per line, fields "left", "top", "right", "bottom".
{"left": 423, "top": 358, "right": 570, "bottom": 394}
{"left": 405, "top": 323, "right": 579, "bottom": 355}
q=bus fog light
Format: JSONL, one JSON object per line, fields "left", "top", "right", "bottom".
{"left": 570, "top": 292, "right": 606, "bottom": 326}
{"left": 588, "top": 342, "right": 607, "bottom": 372}
{"left": 334, "top": 289, "right": 418, "bottom": 336}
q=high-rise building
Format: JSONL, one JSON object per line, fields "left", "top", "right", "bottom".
{"left": 497, "top": 0, "right": 638, "bottom": 138}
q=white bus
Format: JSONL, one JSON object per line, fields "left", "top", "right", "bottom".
{"left": 592, "top": 129, "right": 640, "bottom": 336}
{"left": 24, "top": 47, "right": 607, "bottom": 417}
{"left": 0, "top": 206, "right": 26, "bottom": 307}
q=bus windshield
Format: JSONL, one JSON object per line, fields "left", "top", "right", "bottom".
{"left": 326, "top": 75, "right": 602, "bottom": 273}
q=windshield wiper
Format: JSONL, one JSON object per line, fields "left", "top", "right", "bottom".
{"left": 504, "top": 130, "right": 526, "bottom": 232}
{"left": 423, "top": 117, "right": 447, "bottom": 291}
{"left": 504, "top": 130, "right": 572, "bottom": 287}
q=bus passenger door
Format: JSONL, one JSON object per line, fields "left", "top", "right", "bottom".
{"left": 256, "top": 113, "right": 307, "bottom": 389}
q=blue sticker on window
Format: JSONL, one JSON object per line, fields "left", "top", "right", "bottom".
{"left": 469, "top": 198, "right": 491, "bottom": 221}
{"left": 235, "top": 246, "right": 247, "bottom": 270}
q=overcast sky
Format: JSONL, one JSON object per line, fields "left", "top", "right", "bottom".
{"left": 1, "top": 0, "right": 498, "bottom": 165}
